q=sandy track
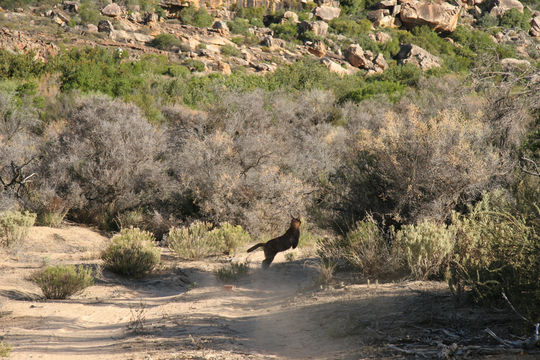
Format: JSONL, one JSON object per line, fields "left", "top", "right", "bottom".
{"left": 1, "top": 226, "right": 537, "bottom": 359}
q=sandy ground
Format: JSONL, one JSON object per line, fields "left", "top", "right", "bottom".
{"left": 0, "top": 225, "right": 538, "bottom": 359}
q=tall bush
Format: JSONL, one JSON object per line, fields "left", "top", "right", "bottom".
{"left": 449, "top": 191, "right": 539, "bottom": 321}
{"left": 167, "top": 221, "right": 218, "bottom": 259}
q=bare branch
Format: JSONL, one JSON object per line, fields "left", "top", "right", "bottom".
{"left": 519, "top": 157, "right": 540, "bottom": 177}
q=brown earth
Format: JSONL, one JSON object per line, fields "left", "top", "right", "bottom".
{"left": 0, "top": 225, "right": 538, "bottom": 359}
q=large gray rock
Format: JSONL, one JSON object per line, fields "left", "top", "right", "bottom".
{"left": 344, "top": 44, "right": 372, "bottom": 69}
{"left": 400, "top": 0, "right": 461, "bottom": 32}
{"left": 282, "top": 11, "right": 299, "bottom": 23}
{"left": 397, "top": 44, "right": 441, "bottom": 70}
{"left": 101, "top": 3, "right": 122, "bottom": 17}
{"left": 314, "top": 6, "right": 341, "bottom": 22}
{"left": 98, "top": 19, "right": 114, "bottom": 34}
{"left": 321, "top": 57, "right": 350, "bottom": 77}
{"left": 490, "top": 0, "right": 524, "bottom": 17}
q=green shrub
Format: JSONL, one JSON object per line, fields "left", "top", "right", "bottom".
{"left": 79, "top": 0, "right": 101, "bottom": 25}
{"left": 0, "top": 210, "right": 36, "bottom": 248}
{"left": 500, "top": 8, "right": 531, "bottom": 31}
{"left": 227, "top": 18, "right": 251, "bottom": 35}
{"left": 150, "top": 33, "right": 181, "bottom": 50}
{"left": 167, "top": 221, "right": 221, "bottom": 259}
{"left": 220, "top": 44, "right": 242, "bottom": 58}
{"left": 31, "top": 265, "right": 94, "bottom": 299}
{"left": 330, "top": 18, "right": 371, "bottom": 37}
{"left": 214, "top": 262, "right": 249, "bottom": 282}
{"left": 101, "top": 228, "right": 160, "bottom": 277}
{"left": 0, "top": 341, "right": 12, "bottom": 357}
{"left": 37, "top": 211, "right": 66, "bottom": 228}
{"left": 476, "top": 14, "right": 499, "bottom": 28}
{"left": 178, "top": 5, "right": 214, "bottom": 28}
{"left": 449, "top": 191, "right": 539, "bottom": 321}
{"left": 394, "top": 221, "right": 454, "bottom": 280}
{"left": 207, "top": 222, "right": 251, "bottom": 255}
{"left": 182, "top": 59, "right": 206, "bottom": 72}
{"left": 0, "top": 49, "right": 48, "bottom": 79}
{"left": 270, "top": 21, "right": 299, "bottom": 42}
{"left": 115, "top": 209, "right": 145, "bottom": 230}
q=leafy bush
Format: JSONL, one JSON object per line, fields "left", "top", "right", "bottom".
{"left": 182, "top": 59, "right": 206, "bottom": 72}
{"left": 0, "top": 341, "right": 11, "bottom": 357}
{"left": 0, "top": 49, "right": 48, "bottom": 79}
{"left": 0, "top": 210, "right": 36, "bottom": 248}
{"left": 330, "top": 18, "right": 371, "bottom": 37}
{"left": 207, "top": 222, "right": 251, "bottom": 255}
{"left": 31, "top": 265, "right": 94, "bottom": 299}
{"left": 476, "top": 14, "right": 498, "bottom": 29}
{"left": 227, "top": 17, "right": 251, "bottom": 35}
{"left": 167, "top": 221, "right": 220, "bottom": 259}
{"left": 150, "top": 33, "right": 181, "bottom": 50}
{"left": 214, "top": 262, "right": 249, "bottom": 282}
{"left": 394, "top": 221, "right": 454, "bottom": 280}
{"left": 270, "top": 21, "right": 298, "bottom": 42}
{"left": 220, "top": 44, "right": 242, "bottom": 58}
{"left": 500, "top": 8, "right": 531, "bottom": 31}
{"left": 449, "top": 191, "right": 539, "bottom": 320}
{"left": 101, "top": 228, "right": 160, "bottom": 277}
{"left": 178, "top": 5, "right": 213, "bottom": 28}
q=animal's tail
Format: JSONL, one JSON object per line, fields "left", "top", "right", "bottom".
{"left": 247, "top": 243, "right": 265, "bottom": 253}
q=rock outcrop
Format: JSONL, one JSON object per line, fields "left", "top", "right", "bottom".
{"left": 531, "top": 15, "right": 540, "bottom": 37}
{"left": 101, "top": 3, "right": 123, "bottom": 17}
{"left": 344, "top": 44, "right": 388, "bottom": 74}
{"left": 400, "top": 0, "right": 461, "bottom": 32}
{"left": 397, "top": 43, "right": 441, "bottom": 70}
{"left": 490, "top": 0, "right": 524, "bottom": 17}
{"left": 314, "top": 6, "right": 341, "bottom": 22}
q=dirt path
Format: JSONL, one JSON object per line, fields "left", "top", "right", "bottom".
{"left": 0, "top": 226, "right": 537, "bottom": 359}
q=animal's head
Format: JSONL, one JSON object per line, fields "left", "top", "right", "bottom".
{"left": 290, "top": 215, "right": 301, "bottom": 229}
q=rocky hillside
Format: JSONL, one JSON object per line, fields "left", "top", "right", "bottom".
{"left": 0, "top": 0, "right": 538, "bottom": 77}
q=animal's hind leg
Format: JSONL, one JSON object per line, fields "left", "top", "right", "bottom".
{"left": 262, "top": 251, "right": 276, "bottom": 269}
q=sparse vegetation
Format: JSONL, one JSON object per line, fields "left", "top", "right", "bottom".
{"left": 0, "top": 210, "right": 36, "bottom": 248}
{"left": 178, "top": 4, "right": 214, "bottom": 28}
{"left": 31, "top": 264, "right": 94, "bottom": 299}
{"left": 214, "top": 262, "right": 249, "bottom": 282}
{"left": 0, "top": 341, "right": 11, "bottom": 358}
{"left": 101, "top": 228, "right": 160, "bottom": 278}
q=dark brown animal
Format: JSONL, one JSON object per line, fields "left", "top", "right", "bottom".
{"left": 247, "top": 217, "right": 301, "bottom": 269}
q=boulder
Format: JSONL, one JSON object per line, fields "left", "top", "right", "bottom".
{"left": 531, "top": 15, "right": 540, "bottom": 37}
{"left": 400, "top": 0, "right": 461, "bottom": 32}
{"left": 373, "top": 53, "right": 389, "bottom": 71}
{"left": 307, "top": 40, "right": 326, "bottom": 57}
{"left": 282, "top": 11, "right": 299, "bottom": 23}
{"left": 379, "top": 0, "right": 398, "bottom": 7}
{"left": 212, "top": 20, "right": 229, "bottom": 32}
{"left": 321, "top": 57, "right": 349, "bottom": 77}
{"left": 145, "top": 12, "right": 159, "bottom": 24}
{"left": 344, "top": 44, "right": 372, "bottom": 68}
{"left": 490, "top": 0, "right": 524, "bottom": 17}
{"left": 396, "top": 43, "right": 441, "bottom": 70}
{"left": 314, "top": 6, "right": 341, "bottom": 22}
{"left": 84, "top": 24, "right": 98, "bottom": 33}
{"left": 216, "top": 61, "right": 232, "bottom": 75}
{"left": 368, "top": 31, "right": 392, "bottom": 43}
{"left": 101, "top": 3, "right": 122, "bottom": 17}
{"left": 98, "top": 19, "right": 114, "bottom": 34}
{"left": 299, "top": 21, "right": 329, "bottom": 36}
{"left": 63, "top": 1, "right": 79, "bottom": 13}
{"left": 501, "top": 58, "right": 530, "bottom": 70}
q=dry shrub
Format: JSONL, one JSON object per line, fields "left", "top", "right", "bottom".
{"left": 41, "top": 94, "right": 165, "bottom": 229}
{"left": 336, "top": 105, "right": 503, "bottom": 227}
{"left": 31, "top": 264, "right": 94, "bottom": 299}
{"left": 101, "top": 228, "right": 160, "bottom": 278}
{"left": 168, "top": 90, "right": 342, "bottom": 235}
{"left": 207, "top": 222, "right": 251, "bottom": 255}
{"left": 214, "top": 262, "right": 249, "bottom": 283}
{"left": 394, "top": 221, "right": 454, "bottom": 280}
{"left": 0, "top": 210, "right": 36, "bottom": 248}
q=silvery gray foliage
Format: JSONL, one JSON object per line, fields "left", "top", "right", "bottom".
{"left": 41, "top": 94, "right": 166, "bottom": 225}
{"left": 166, "top": 90, "right": 344, "bottom": 235}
